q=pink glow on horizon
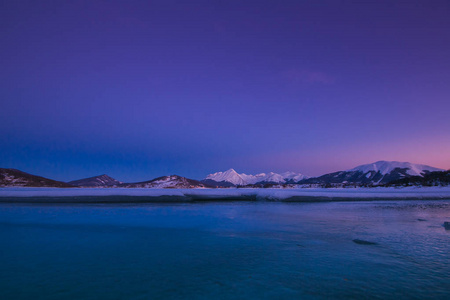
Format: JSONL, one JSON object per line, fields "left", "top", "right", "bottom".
{"left": 241, "top": 135, "right": 450, "bottom": 177}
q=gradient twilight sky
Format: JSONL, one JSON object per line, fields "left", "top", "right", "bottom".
{"left": 1, "top": 0, "right": 449, "bottom": 182}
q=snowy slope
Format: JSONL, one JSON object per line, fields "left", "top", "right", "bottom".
{"left": 281, "top": 171, "right": 309, "bottom": 182}
{"left": 69, "top": 174, "right": 122, "bottom": 187}
{"left": 349, "top": 161, "right": 443, "bottom": 176}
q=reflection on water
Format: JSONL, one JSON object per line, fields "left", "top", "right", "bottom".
{"left": 0, "top": 200, "right": 449, "bottom": 299}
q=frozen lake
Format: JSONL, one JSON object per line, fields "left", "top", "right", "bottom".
{"left": 0, "top": 199, "right": 449, "bottom": 299}
{"left": 1, "top": 187, "right": 450, "bottom": 202}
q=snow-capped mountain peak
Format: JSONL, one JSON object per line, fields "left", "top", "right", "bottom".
{"left": 205, "top": 169, "right": 247, "bottom": 185}
{"left": 349, "top": 161, "right": 443, "bottom": 176}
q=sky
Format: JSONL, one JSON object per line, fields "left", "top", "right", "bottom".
{"left": 1, "top": 0, "right": 449, "bottom": 182}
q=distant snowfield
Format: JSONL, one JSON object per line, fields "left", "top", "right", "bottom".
{"left": 1, "top": 187, "right": 450, "bottom": 202}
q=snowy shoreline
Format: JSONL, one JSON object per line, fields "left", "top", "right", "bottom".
{"left": 1, "top": 187, "right": 450, "bottom": 203}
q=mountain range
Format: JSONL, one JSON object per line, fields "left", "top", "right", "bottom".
{"left": 0, "top": 161, "right": 447, "bottom": 188}
{"left": 203, "top": 169, "right": 308, "bottom": 187}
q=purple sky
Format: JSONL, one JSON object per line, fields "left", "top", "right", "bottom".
{"left": 1, "top": 0, "right": 449, "bottom": 182}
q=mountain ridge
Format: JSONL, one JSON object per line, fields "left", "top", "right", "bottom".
{"left": 301, "top": 161, "right": 444, "bottom": 186}
{"left": 385, "top": 170, "right": 450, "bottom": 187}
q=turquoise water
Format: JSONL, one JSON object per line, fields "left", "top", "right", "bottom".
{"left": 0, "top": 200, "right": 449, "bottom": 299}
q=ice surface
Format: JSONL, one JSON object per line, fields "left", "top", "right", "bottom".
{"left": 1, "top": 187, "right": 450, "bottom": 201}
